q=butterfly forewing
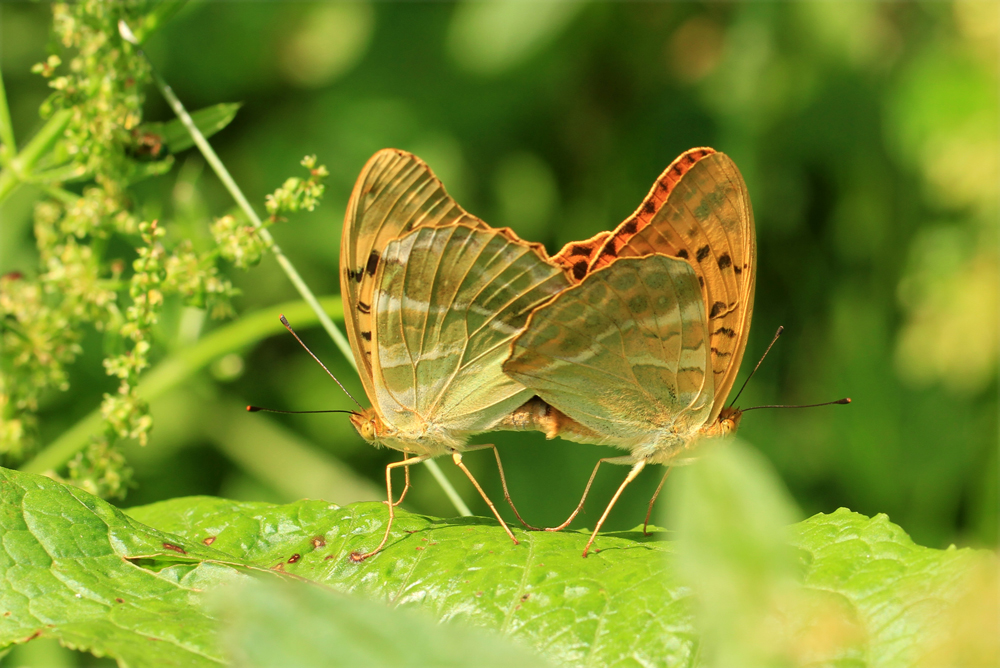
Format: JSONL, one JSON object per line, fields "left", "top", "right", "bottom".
{"left": 504, "top": 255, "right": 713, "bottom": 449}
{"left": 581, "top": 149, "right": 755, "bottom": 421}
{"left": 341, "top": 149, "right": 489, "bottom": 401}
{"left": 373, "top": 224, "right": 571, "bottom": 437}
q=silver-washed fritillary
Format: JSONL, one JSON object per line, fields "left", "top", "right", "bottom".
{"left": 341, "top": 149, "right": 572, "bottom": 560}
{"left": 503, "top": 148, "right": 756, "bottom": 556}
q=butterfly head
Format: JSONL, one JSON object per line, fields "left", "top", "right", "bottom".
{"left": 701, "top": 406, "right": 743, "bottom": 439}
{"left": 717, "top": 406, "right": 743, "bottom": 435}
{"left": 350, "top": 407, "right": 384, "bottom": 443}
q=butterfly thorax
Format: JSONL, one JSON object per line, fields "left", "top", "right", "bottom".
{"left": 630, "top": 407, "right": 744, "bottom": 465}
{"left": 349, "top": 406, "right": 462, "bottom": 456}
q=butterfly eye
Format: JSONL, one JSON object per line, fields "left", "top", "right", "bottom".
{"left": 360, "top": 419, "right": 376, "bottom": 441}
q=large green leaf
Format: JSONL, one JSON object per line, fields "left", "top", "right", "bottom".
{"left": 0, "top": 461, "right": 993, "bottom": 667}
{"left": 216, "top": 577, "right": 554, "bottom": 668}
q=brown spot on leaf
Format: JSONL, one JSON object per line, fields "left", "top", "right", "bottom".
{"left": 312, "top": 537, "right": 326, "bottom": 549}
{"left": 521, "top": 593, "right": 530, "bottom": 601}
{"left": 162, "top": 543, "right": 186, "bottom": 554}
{"left": 288, "top": 554, "right": 301, "bottom": 564}
{"left": 202, "top": 536, "right": 216, "bottom": 546}
{"left": 272, "top": 563, "right": 285, "bottom": 571}
{"left": 116, "top": 598, "right": 124, "bottom": 604}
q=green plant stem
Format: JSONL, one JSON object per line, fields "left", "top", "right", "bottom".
{"left": 21, "top": 297, "right": 342, "bottom": 475}
{"left": 0, "top": 68, "right": 17, "bottom": 154}
{"left": 122, "top": 26, "right": 351, "bottom": 370}
{"left": 424, "top": 460, "right": 473, "bottom": 516}
{"left": 119, "top": 20, "right": 469, "bottom": 517}
{"left": 0, "top": 109, "right": 72, "bottom": 204}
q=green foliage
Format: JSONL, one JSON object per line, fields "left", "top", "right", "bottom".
{"left": 0, "top": 459, "right": 994, "bottom": 667}
{"left": 217, "top": 578, "right": 554, "bottom": 668}
{"left": 0, "top": 3, "right": 996, "bottom": 665}
{"left": 136, "top": 102, "right": 242, "bottom": 156}
{"left": 0, "top": 2, "right": 326, "bottom": 499}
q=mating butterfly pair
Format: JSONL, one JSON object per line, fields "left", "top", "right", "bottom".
{"left": 329, "top": 147, "right": 755, "bottom": 560}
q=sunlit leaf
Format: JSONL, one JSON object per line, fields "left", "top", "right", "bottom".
{"left": 1, "top": 465, "right": 993, "bottom": 667}
{"left": 217, "top": 577, "right": 554, "bottom": 668}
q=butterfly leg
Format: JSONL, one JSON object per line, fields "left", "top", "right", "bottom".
{"left": 466, "top": 443, "right": 542, "bottom": 531}
{"left": 451, "top": 452, "right": 519, "bottom": 545}
{"left": 545, "top": 455, "right": 636, "bottom": 532}
{"left": 350, "top": 453, "right": 432, "bottom": 562}
{"left": 642, "top": 466, "right": 672, "bottom": 536}
{"left": 582, "top": 460, "right": 647, "bottom": 558}
{"left": 392, "top": 452, "right": 412, "bottom": 507}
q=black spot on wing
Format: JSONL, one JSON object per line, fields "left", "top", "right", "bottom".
{"left": 710, "top": 347, "right": 732, "bottom": 357}
{"left": 713, "top": 327, "right": 737, "bottom": 338}
{"left": 365, "top": 250, "right": 380, "bottom": 277}
{"left": 642, "top": 200, "right": 656, "bottom": 214}
{"left": 361, "top": 331, "right": 372, "bottom": 342}
{"left": 734, "top": 264, "right": 742, "bottom": 275}
{"left": 346, "top": 267, "right": 363, "bottom": 283}
{"left": 357, "top": 301, "right": 371, "bottom": 315}
{"left": 709, "top": 301, "right": 726, "bottom": 318}
{"left": 675, "top": 249, "right": 689, "bottom": 259}
{"left": 696, "top": 245, "right": 711, "bottom": 262}
{"left": 698, "top": 276, "right": 705, "bottom": 288}
{"left": 717, "top": 253, "right": 732, "bottom": 269}
{"left": 569, "top": 244, "right": 591, "bottom": 257}
{"left": 622, "top": 219, "right": 638, "bottom": 235}
{"left": 572, "top": 261, "right": 588, "bottom": 280}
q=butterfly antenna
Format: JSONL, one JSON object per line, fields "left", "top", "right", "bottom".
{"left": 728, "top": 326, "right": 784, "bottom": 409}
{"left": 247, "top": 406, "right": 357, "bottom": 415}
{"left": 280, "top": 314, "right": 364, "bottom": 410}
{"left": 742, "top": 398, "right": 851, "bottom": 412}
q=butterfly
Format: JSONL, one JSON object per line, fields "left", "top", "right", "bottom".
{"left": 503, "top": 147, "right": 756, "bottom": 556}
{"left": 340, "top": 149, "right": 572, "bottom": 560}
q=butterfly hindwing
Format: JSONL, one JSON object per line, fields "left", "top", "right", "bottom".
{"left": 341, "top": 149, "right": 488, "bottom": 402}
{"left": 504, "top": 254, "right": 713, "bottom": 451}
{"left": 373, "top": 224, "right": 571, "bottom": 437}
{"left": 567, "top": 149, "right": 755, "bottom": 422}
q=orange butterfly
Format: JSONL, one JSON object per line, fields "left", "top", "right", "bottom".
{"left": 504, "top": 148, "right": 757, "bottom": 556}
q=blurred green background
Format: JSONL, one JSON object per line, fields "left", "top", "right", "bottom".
{"left": 2, "top": 1, "right": 996, "bottom": 552}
